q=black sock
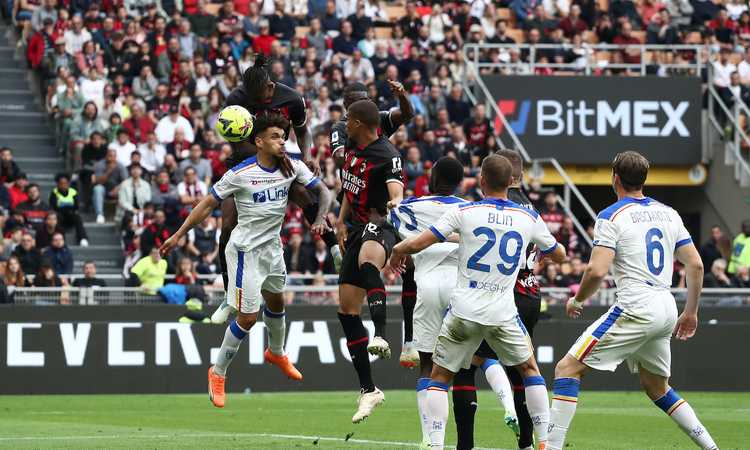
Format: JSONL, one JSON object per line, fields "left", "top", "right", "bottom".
{"left": 401, "top": 266, "right": 417, "bottom": 342}
{"left": 338, "top": 312, "right": 375, "bottom": 392}
{"left": 360, "top": 262, "right": 387, "bottom": 338}
{"left": 508, "top": 365, "right": 533, "bottom": 448}
{"left": 303, "top": 203, "right": 338, "bottom": 248}
{"left": 453, "top": 366, "right": 478, "bottom": 450}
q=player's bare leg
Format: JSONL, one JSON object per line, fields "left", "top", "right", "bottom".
{"left": 358, "top": 240, "right": 390, "bottom": 358}
{"left": 639, "top": 365, "right": 718, "bottom": 450}
{"left": 262, "top": 289, "right": 302, "bottom": 381}
{"left": 211, "top": 197, "right": 239, "bottom": 324}
{"left": 209, "top": 310, "right": 259, "bottom": 408}
{"left": 472, "top": 355, "right": 519, "bottom": 438}
{"left": 338, "top": 283, "right": 385, "bottom": 423}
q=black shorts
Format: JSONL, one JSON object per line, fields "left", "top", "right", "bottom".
{"left": 474, "top": 293, "right": 542, "bottom": 360}
{"left": 338, "top": 222, "right": 397, "bottom": 289}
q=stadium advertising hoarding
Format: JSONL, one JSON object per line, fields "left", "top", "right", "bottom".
{"left": 1, "top": 305, "right": 748, "bottom": 394}
{"left": 483, "top": 75, "right": 702, "bottom": 165}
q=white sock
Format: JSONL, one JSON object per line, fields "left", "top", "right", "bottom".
{"left": 425, "top": 381, "right": 450, "bottom": 450}
{"left": 263, "top": 307, "right": 286, "bottom": 355}
{"left": 548, "top": 378, "right": 581, "bottom": 450}
{"left": 654, "top": 389, "right": 718, "bottom": 450}
{"left": 416, "top": 378, "right": 431, "bottom": 442}
{"left": 523, "top": 375, "right": 550, "bottom": 446}
{"left": 481, "top": 359, "right": 516, "bottom": 416}
{"left": 214, "top": 321, "right": 248, "bottom": 376}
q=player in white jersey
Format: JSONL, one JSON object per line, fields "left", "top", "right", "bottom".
{"left": 547, "top": 151, "right": 718, "bottom": 450}
{"left": 390, "top": 155, "right": 566, "bottom": 450}
{"left": 159, "top": 114, "right": 332, "bottom": 409}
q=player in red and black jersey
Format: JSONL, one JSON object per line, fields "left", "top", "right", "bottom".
{"left": 471, "top": 149, "right": 544, "bottom": 450}
{"left": 329, "top": 82, "right": 420, "bottom": 368}
{"left": 335, "top": 100, "right": 404, "bottom": 423}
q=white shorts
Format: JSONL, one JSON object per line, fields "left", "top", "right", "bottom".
{"left": 433, "top": 310, "right": 533, "bottom": 373}
{"left": 225, "top": 242, "right": 286, "bottom": 314}
{"left": 567, "top": 292, "right": 678, "bottom": 377}
{"left": 412, "top": 265, "right": 456, "bottom": 353}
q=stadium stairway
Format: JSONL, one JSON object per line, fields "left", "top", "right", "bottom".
{"left": 1, "top": 24, "right": 124, "bottom": 274}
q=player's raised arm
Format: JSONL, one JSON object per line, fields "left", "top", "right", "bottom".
{"left": 295, "top": 160, "right": 332, "bottom": 235}
{"left": 387, "top": 80, "right": 414, "bottom": 129}
{"left": 674, "top": 241, "right": 704, "bottom": 340}
{"left": 159, "top": 193, "right": 220, "bottom": 257}
{"left": 567, "top": 246, "right": 615, "bottom": 318}
{"left": 385, "top": 156, "right": 404, "bottom": 209}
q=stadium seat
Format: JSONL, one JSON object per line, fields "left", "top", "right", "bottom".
{"left": 205, "top": 3, "right": 221, "bottom": 15}
{"left": 508, "top": 28, "right": 525, "bottom": 43}
{"left": 296, "top": 26, "right": 310, "bottom": 39}
{"left": 375, "top": 27, "right": 393, "bottom": 39}
{"left": 598, "top": 0, "right": 609, "bottom": 12}
{"left": 385, "top": 5, "right": 406, "bottom": 20}
{"left": 632, "top": 31, "right": 646, "bottom": 44}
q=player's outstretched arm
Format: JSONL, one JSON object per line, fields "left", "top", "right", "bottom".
{"left": 674, "top": 243, "right": 704, "bottom": 340}
{"left": 387, "top": 80, "right": 415, "bottom": 128}
{"left": 389, "top": 230, "right": 440, "bottom": 271}
{"left": 567, "top": 246, "right": 615, "bottom": 318}
{"left": 308, "top": 181, "right": 332, "bottom": 235}
{"left": 385, "top": 180, "right": 404, "bottom": 210}
{"left": 159, "top": 194, "right": 220, "bottom": 257}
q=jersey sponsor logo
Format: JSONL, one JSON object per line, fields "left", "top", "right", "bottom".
{"left": 250, "top": 178, "right": 281, "bottom": 186}
{"left": 468, "top": 279, "right": 508, "bottom": 293}
{"left": 341, "top": 169, "right": 366, "bottom": 194}
{"left": 252, "top": 186, "right": 289, "bottom": 203}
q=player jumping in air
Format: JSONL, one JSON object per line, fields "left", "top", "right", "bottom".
{"left": 336, "top": 99, "right": 404, "bottom": 423}
{"left": 210, "top": 55, "right": 322, "bottom": 323}
{"left": 331, "top": 82, "right": 418, "bottom": 366}
{"left": 388, "top": 156, "right": 516, "bottom": 449}
{"left": 547, "top": 151, "right": 719, "bottom": 450}
{"left": 159, "top": 114, "right": 332, "bottom": 408}
{"left": 389, "top": 155, "right": 566, "bottom": 450}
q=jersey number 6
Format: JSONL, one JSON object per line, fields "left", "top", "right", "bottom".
{"left": 467, "top": 227, "right": 523, "bottom": 275}
{"left": 645, "top": 227, "right": 665, "bottom": 276}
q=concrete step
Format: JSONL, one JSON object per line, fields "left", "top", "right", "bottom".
{"left": 0, "top": 77, "right": 30, "bottom": 90}
{"left": 7, "top": 144, "right": 59, "bottom": 158}
{"left": 0, "top": 120, "right": 52, "bottom": 133}
{"left": 0, "top": 101, "right": 43, "bottom": 113}
{"left": 0, "top": 90, "right": 36, "bottom": 103}
{"left": 14, "top": 157, "right": 63, "bottom": 173}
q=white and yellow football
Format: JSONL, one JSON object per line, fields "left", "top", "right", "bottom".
{"left": 216, "top": 105, "right": 254, "bottom": 142}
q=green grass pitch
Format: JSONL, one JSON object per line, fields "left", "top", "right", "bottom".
{"left": 0, "top": 391, "right": 746, "bottom": 449}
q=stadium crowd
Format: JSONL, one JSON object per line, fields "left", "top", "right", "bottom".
{"left": 1, "top": 0, "right": 750, "bottom": 301}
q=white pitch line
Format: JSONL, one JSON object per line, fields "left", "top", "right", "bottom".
{"left": 0, "top": 431, "right": 511, "bottom": 449}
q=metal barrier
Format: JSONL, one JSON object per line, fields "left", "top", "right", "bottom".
{"left": 461, "top": 45, "right": 598, "bottom": 247}
{"left": 10, "top": 286, "right": 750, "bottom": 307}
{"left": 464, "top": 43, "right": 705, "bottom": 76}
{"left": 706, "top": 65, "right": 750, "bottom": 187}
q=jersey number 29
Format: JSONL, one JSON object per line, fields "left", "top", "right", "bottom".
{"left": 468, "top": 227, "right": 523, "bottom": 275}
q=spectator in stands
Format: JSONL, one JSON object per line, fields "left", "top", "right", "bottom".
{"left": 0, "top": 148, "right": 21, "bottom": 185}
{"left": 130, "top": 246, "right": 168, "bottom": 294}
{"left": 116, "top": 163, "right": 152, "bottom": 222}
{"left": 729, "top": 219, "right": 750, "bottom": 274}
{"left": 73, "top": 261, "right": 107, "bottom": 288}
{"left": 708, "top": 7, "right": 737, "bottom": 44}
{"left": 647, "top": 10, "right": 679, "bottom": 45}
{"left": 35, "top": 211, "right": 63, "bottom": 250}
{"left": 177, "top": 166, "right": 207, "bottom": 216}
{"left": 560, "top": 4, "right": 588, "bottom": 38}
{"left": 732, "top": 265, "right": 750, "bottom": 287}
{"left": 333, "top": 20, "right": 357, "bottom": 55}
{"left": 141, "top": 208, "right": 171, "bottom": 256}
{"left": 704, "top": 258, "right": 734, "bottom": 287}
{"left": 613, "top": 21, "right": 643, "bottom": 66}
{"left": 4, "top": 256, "right": 28, "bottom": 290}
{"left": 32, "top": 263, "right": 66, "bottom": 289}
{"left": 13, "top": 233, "right": 41, "bottom": 275}
{"left": 178, "top": 144, "right": 212, "bottom": 185}
{"left": 70, "top": 102, "right": 105, "bottom": 171}
{"left": 92, "top": 149, "right": 128, "bottom": 224}
{"left": 17, "top": 184, "right": 50, "bottom": 229}
{"left": 556, "top": 216, "right": 580, "bottom": 256}
{"left": 174, "top": 256, "right": 198, "bottom": 284}
{"left": 155, "top": 103, "right": 195, "bottom": 144}
{"left": 43, "top": 37, "right": 75, "bottom": 81}
{"left": 413, "top": 160, "right": 432, "bottom": 197}
{"left": 133, "top": 66, "right": 159, "bottom": 102}
{"left": 64, "top": 14, "right": 92, "bottom": 55}
{"left": 42, "top": 232, "right": 73, "bottom": 276}
{"left": 150, "top": 168, "right": 179, "bottom": 214}
{"left": 463, "top": 103, "right": 492, "bottom": 149}
{"left": 404, "top": 145, "right": 423, "bottom": 191}
{"left": 540, "top": 191, "right": 566, "bottom": 235}
{"left": 123, "top": 103, "right": 156, "bottom": 144}
{"left": 701, "top": 225, "right": 729, "bottom": 270}
{"left": 138, "top": 131, "right": 167, "bottom": 173}
{"left": 8, "top": 174, "right": 29, "bottom": 210}
{"left": 186, "top": 217, "right": 219, "bottom": 264}
{"left": 49, "top": 173, "right": 89, "bottom": 247}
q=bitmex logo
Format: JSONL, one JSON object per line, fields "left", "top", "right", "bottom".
{"left": 496, "top": 99, "right": 690, "bottom": 138}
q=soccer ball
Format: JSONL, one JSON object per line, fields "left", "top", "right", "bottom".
{"left": 216, "top": 105, "right": 254, "bottom": 142}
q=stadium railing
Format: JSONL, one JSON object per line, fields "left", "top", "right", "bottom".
{"left": 9, "top": 285, "right": 750, "bottom": 307}
{"left": 706, "top": 65, "right": 750, "bottom": 187}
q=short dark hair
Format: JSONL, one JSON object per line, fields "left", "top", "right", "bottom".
{"left": 55, "top": 173, "right": 70, "bottom": 183}
{"left": 612, "top": 151, "right": 649, "bottom": 191}
{"left": 481, "top": 154, "right": 513, "bottom": 191}
{"left": 254, "top": 113, "right": 290, "bottom": 136}
{"left": 431, "top": 156, "right": 464, "bottom": 194}
{"left": 25, "top": 183, "right": 39, "bottom": 193}
{"left": 348, "top": 99, "right": 380, "bottom": 128}
{"left": 343, "top": 82, "right": 369, "bottom": 108}
{"left": 495, "top": 149, "right": 523, "bottom": 181}
{"left": 242, "top": 54, "right": 270, "bottom": 101}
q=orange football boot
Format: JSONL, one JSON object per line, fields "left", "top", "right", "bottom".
{"left": 208, "top": 366, "right": 226, "bottom": 408}
{"left": 264, "top": 349, "right": 303, "bottom": 381}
